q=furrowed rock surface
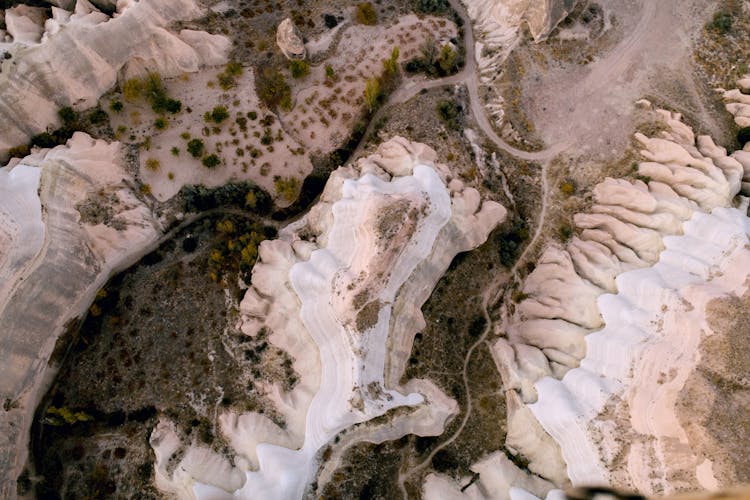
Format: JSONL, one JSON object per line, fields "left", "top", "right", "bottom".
{"left": 422, "top": 104, "right": 750, "bottom": 498}
{"left": 0, "top": 0, "right": 229, "bottom": 155}
{"left": 0, "top": 133, "right": 161, "bottom": 498}
{"left": 151, "top": 137, "right": 506, "bottom": 499}
{"left": 492, "top": 106, "right": 750, "bottom": 495}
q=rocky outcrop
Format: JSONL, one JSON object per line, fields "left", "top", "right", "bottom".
{"left": 462, "top": 0, "right": 579, "bottom": 44}
{"left": 0, "top": 133, "right": 161, "bottom": 498}
{"left": 151, "top": 137, "right": 506, "bottom": 499}
{"left": 422, "top": 103, "right": 750, "bottom": 498}
{"left": 276, "top": 18, "right": 306, "bottom": 60}
{"left": 496, "top": 105, "right": 750, "bottom": 495}
{"left": 0, "top": 0, "right": 229, "bottom": 156}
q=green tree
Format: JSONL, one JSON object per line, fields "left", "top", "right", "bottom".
{"left": 383, "top": 46, "right": 400, "bottom": 77}
{"left": 438, "top": 44, "right": 457, "bottom": 74}
{"left": 364, "top": 77, "right": 381, "bottom": 112}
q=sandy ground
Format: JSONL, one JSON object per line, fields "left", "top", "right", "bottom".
{"left": 107, "top": 69, "right": 311, "bottom": 205}
{"left": 284, "top": 14, "right": 457, "bottom": 154}
{"left": 513, "top": 0, "right": 724, "bottom": 162}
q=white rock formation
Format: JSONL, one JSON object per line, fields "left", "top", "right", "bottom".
{"left": 151, "top": 137, "right": 506, "bottom": 499}
{"left": 487, "top": 106, "right": 750, "bottom": 495}
{"left": 276, "top": 17, "right": 306, "bottom": 60}
{"left": 463, "top": 0, "right": 579, "bottom": 44}
{"left": 723, "top": 76, "right": 750, "bottom": 128}
{"left": 0, "top": 133, "right": 161, "bottom": 497}
{"left": 0, "top": 0, "right": 229, "bottom": 155}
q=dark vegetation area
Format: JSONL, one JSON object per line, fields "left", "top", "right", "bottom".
{"left": 31, "top": 212, "right": 292, "bottom": 499}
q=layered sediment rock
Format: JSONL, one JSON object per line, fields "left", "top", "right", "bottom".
{"left": 0, "top": 133, "right": 160, "bottom": 497}
{"left": 497, "top": 105, "right": 750, "bottom": 495}
{"left": 151, "top": 137, "right": 506, "bottom": 499}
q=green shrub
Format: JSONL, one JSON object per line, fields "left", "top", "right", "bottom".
{"left": 187, "top": 138, "right": 205, "bottom": 158}
{"left": 709, "top": 11, "right": 732, "bottom": 34}
{"left": 202, "top": 154, "right": 221, "bottom": 168}
{"left": 226, "top": 61, "right": 243, "bottom": 76}
{"left": 154, "top": 117, "right": 168, "bottom": 130}
{"left": 58, "top": 106, "right": 78, "bottom": 124}
{"left": 356, "top": 2, "right": 377, "bottom": 25}
{"left": 436, "top": 100, "right": 460, "bottom": 128}
{"left": 109, "top": 100, "right": 123, "bottom": 113}
{"left": 414, "top": 0, "right": 448, "bottom": 13}
{"left": 558, "top": 223, "right": 573, "bottom": 241}
{"left": 210, "top": 105, "right": 230, "bottom": 123}
{"left": 559, "top": 182, "right": 575, "bottom": 195}
{"left": 325, "top": 65, "right": 335, "bottom": 79}
{"left": 364, "top": 77, "right": 381, "bottom": 112}
{"left": 171, "top": 146, "right": 180, "bottom": 156}
{"left": 256, "top": 67, "right": 292, "bottom": 111}
{"left": 274, "top": 176, "right": 300, "bottom": 202}
{"left": 88, "top": 108, "right": 109, "bottom": 125}
{"left": 122, "top": 78, "right": 143, "bottom": 101}
{"left": 289, "top": 60, "right": 310, "bottom": 79}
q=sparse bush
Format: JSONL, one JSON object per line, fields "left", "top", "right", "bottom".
{"left": 709, "top": 11, "right": 732, "bottom": 34}
{"left": 382, "top": 46, "right": 400, "bottom": 77}
{"left": 324, "top": 14, "right": 338, "bottom": 28}
{"left": 438, "top": 44, "right": 458, "bottom": 74}
{"left": 364, "top": 77, "right": 381, "bottom": 112}
{"left": 559, "top": 181, "right": 575, "bottom": 195}
{"left": 325, "top": 65, "right": 335, "bottom": 79}
{"left": 413, "top": 0, "right": 448, "bottom": 13}
{"left": 289, "top": 59, "right": 310, "bottom": 79}
{"left": 436, "top": 100, "right": 460, "bottom": 128}
{"left": 558, "top": 223, "right": 573, "bottom": 241}
{"left": 274, "top": 176, "right": 300, "bottom": 202}
{"left": 257, "top": 67, "right": 292, "bottom": 111}
{"left": 154, "top": 117, "right": 168, "bottom": 130}
{"left": 211, "top": 106, "right": 230, "bottom": 123}
{"left": 180, "top": 132, "right": 191, "bottom": 140}
{"left": 89, "top": 108, "right": 109, "bottom": 125}
{"left": 122, "top": 78, "right": 143, "bottom": 101}
{"left": 202, "top": 154, "right": 221, "bottom": 168}
{"left": 226, "top": 61, "right": 243, "bottom": 76}
{"left": 145, "top": 158, "right": 160, "bottom": 171}
{"left": 248, "top": 111, "right": 258, "bottom": 120}
{"left": 187, "top": 138, "right": 205, "bottom": 158}
{"left": 171, "top": 146, "right": 180, "bottom": 156}
{"left": 356, "top": 2, "right": 377, "bottom": 25}
{"left": 109, "top": 100, "right": 123, "bottom": 113}
{"left": 58, "top": 106, "right": 78, "bottom": 124}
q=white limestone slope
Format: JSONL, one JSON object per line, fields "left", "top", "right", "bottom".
{"left": 151, "top": 137, "right": 505, "bottom": 499}
{"left": 491, "top": 105, "right": 750, "bottom": 495}
{"left": 0, "top": 133, "right": 161, "bottom": 498}
{"left": 0, "top": 0, "right": 228, "bottom": 155}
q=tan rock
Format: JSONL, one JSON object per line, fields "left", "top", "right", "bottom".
{"left": 276, "top": 17, "right": 305, "bottom": 60}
